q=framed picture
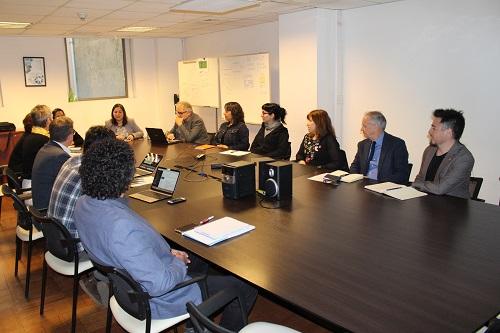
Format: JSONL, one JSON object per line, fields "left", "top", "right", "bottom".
{"left": 23, "top": 57, "right": 46, "bottom": 87}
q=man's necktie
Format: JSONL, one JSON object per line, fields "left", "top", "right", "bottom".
{"left": 368, "top": 141, "right": 375, "bottom": 162}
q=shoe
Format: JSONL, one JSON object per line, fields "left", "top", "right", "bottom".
{"left": 79, "top": 273, "right": 108, "bottom": 307}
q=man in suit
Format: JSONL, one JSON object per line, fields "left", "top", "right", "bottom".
{"left": 32, "top": 116, "right": 73, "bottom": 210}
{"left": 412, "top": 109, "right": 474, "bottom": 199}
{"left": 350, "top": 111, "right": 409, "bottom": 184}
{"left": 167, "top": 101, "right": 210, "bottom": 144}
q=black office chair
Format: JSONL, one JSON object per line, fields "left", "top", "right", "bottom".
{"left": 30, "top": 207, "right": 94, "bottom": 333}
{"left": 1, "top": 184, "right": 43, "bottom": 299}
{"left": 93, "top": 259, "right": 208, "bottom": 333}
{"left": 187, "top": 287, "right": 301, "bottom": 333}
{"left": 4, "top": 166, "right": 31, "bottom": 195}
{"left": 469, "top": 177, "right": 485, "bottom": 202}
{"left": 284, "top": 142, "right": 291, "bottom": 160}
{"left": 406, "top": 163, "right": 413, "bottom": 185}
{"left": 339, "top": 149, "right": 349, "bottom": 172}
{"left": 207, "top": 132, "right": 216, "bottom": 144}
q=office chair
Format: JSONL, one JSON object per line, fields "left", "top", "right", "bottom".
{"left": 30, "top": 207, "right": 94, "bottom": 333}
{"left": 187, "top": 287, "right": 302, "bottom": 333}
{"left": 469, "top": 177, "right": 485, "bottom": 202}
{"left": 407, "top": 163, "right": 413, "bottom": 185}
{"left": 339, "top": 149, "right": 349, "bottom": 172}
{"left": 91, "top": 258, "right": 208, "bottom": 333}
{"left": 1, "top": 184, "right": 43, "bottom": 299}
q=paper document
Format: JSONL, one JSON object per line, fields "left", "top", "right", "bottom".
{"left": 219, "top": 150, "right": 251, "bottom": 156}
{"left": 183, "top": 217, "right": 255, "bottom": 246}
{"left": 308, "top": 171, "right": 363, "bottom": 183}
{"left": 364, "top": 182, "right": 427, "bottom": 200}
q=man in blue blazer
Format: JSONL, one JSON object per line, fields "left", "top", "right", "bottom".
{"left": 32, "top": 116, "right": 74, "bottom": 210}
{"left": 350, "top": 111, "right": 409, "bottom": 184}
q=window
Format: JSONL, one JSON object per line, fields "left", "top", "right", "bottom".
{"left": 65, "top": 38, "right": 128, "bottom": 101}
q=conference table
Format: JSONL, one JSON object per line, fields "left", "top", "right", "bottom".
{"left": 128, "top": 140, "right": 500, "bottom": 333}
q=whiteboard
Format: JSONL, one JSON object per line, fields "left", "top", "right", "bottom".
{"left": 178, "top": 58, "right": 219, "bottom": 108}
{"left": 219, "top": 53, "right": 270, "bottom": 125}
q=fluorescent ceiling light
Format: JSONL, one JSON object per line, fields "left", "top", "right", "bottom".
{"left": 171, "top": 0, "right": 259, "bottom": 14}
{"left": 116, "top": 26, "right": 157, "bottom": 32}
{"left": 0, "top": 21, "right": 31, "bottom": 29}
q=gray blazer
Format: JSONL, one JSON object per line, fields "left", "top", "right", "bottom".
{"left": 105, "top": 118, "right": 144, "bottom": 139}
{"left": 168, "top": 112, "right": 209, "bottom": 144}
{"left": 413, "top": 142, "right": 474, "bottom": 199}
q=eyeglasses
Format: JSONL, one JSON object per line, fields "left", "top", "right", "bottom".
{"left": 176, "top": 110, "right": 187, "bottom": 115}
{"left": 261, "top": 111, "right": 270, "bottom": 115}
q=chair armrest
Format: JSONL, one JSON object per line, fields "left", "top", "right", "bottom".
{"left": 170, "top": 273, "right": 207, "bottom": 292}
{"left": 18, "top": 192, "right": 32, "bottom": 201}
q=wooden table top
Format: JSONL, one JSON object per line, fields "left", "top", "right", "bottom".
{"left": 129, "top": 140, "right": 500, "bottom": 333}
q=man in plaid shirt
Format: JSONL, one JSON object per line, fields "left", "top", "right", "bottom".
{"left": 47, "top": 126, "right": 115, "bottom": 252}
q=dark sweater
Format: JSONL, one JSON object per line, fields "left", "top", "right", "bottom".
{"left": 22, "top": 132, "right": 49, "bottom": 179}
{"left": 214, "top": 121, "right": 249, "bottom": 151}
{"left": 8, "top": 133, "right": 28, "bottom": 175}
{"left": 296, "top": 134, "right": 346, "bottom": 170}
{"left": 250, "top": 123, "right": 290, "bottom": 159}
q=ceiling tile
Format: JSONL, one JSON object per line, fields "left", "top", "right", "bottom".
{"left": 120, "top": 2, "right": 175, "bottom": 13}
{"left": 0, "top": 4, "right": 58, "bottom": 15}
{"left": 64, "top": 0, "right": 135, "bottom": 10}
{"left": 50, "top": 7, "right": 113, "bottom": 18}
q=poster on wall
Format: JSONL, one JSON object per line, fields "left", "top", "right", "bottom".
{"left": 23, "top": 57, "right": 46, "bottom": 87}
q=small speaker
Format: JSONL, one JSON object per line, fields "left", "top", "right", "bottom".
{"left": 257, "top": 158, "right": 275, "bottom": 190}
{"left": 261, "top": 161, "right": 292, "bottom": 201}
{"left": 221, "top": 161, "right": 256, "bottom": 199}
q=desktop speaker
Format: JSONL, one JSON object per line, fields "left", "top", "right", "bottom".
{"left": 257, "top": 158, "right": 275, "bottom": 190}
{"left": 261, "top": 161, "right": 292, "bottom": 201}
{"left": 221, "top": 161, "right": 256, "bottom": 199}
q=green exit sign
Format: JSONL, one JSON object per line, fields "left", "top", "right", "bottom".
{"left": 198, "top": 60, "right": 207, "bottom": 69}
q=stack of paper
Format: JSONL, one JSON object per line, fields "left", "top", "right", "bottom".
{"left": 364, "top": 182, "right": 427, "bottom": 200}
{"left": 183, "top": 217, "right": 255, "bottom": 246}
{"left": 195, "top": 144, "right": 215, "bottom": 150}
{"left": 219, "top": 150, "right": 251, "bottom": 156}
{"left": 308, "top": 170, "right": 364, "bottom": 183}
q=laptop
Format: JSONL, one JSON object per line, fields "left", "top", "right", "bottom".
{"left": 146, "top": 127, "right": 181, "bottom": 145}
{"left": 134, "top": 153, "right": 163, "bottom": 177}
{"left": 129, "top": 167, "right": 181, "bottom": 203}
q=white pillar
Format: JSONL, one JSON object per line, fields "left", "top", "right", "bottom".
{"left": 279, "top": 8, "right": 340, "bottom": 156}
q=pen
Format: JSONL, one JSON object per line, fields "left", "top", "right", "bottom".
{"left": 199, "top": 216, "right": 214, "bottom": 225}
{"left": 385, "top": 187, "right": 403, "bottom": 191}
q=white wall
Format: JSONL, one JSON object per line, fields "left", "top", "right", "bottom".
{"left": 183, "top": 22, "right": 279, "bottom": 139}
{"left": 341, "top": 0, "right": 500, "bottom": 204}
{"left": 0, "top": 37, "right": 183, "bottom": 136}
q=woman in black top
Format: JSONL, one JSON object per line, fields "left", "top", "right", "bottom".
{"left": 214, "top": 102, "right": 249, "bottom": 151}
{"left": 8, "top": 113, "right": 32, "bottom": 175}
{"left": 250, "top": 103, "right": 290, "bottom": 159}
{"left": 296, "top": 109, "right": 345, "bottom": 170}
{"left": 53, "top": 108, "right": 84, "bottom": 146}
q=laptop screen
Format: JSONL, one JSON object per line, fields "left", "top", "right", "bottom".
{"left": 138, "top": 153, "right": 163, "bottom": 172}
{"left": 151, "top": 167, "right": 180, "bottom": 194}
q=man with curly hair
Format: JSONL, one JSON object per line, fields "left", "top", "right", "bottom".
{"left": 74, "top": 139, "right": 256, "bottom": 330}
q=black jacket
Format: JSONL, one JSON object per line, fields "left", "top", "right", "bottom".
{"left": 350, "top": 132, "right": 409, "bottom": 184}
{"left": 250, "top": 123, "right": 290, "bottom": 159}
{"left": 214, "top": 121, "right": 249, "bottom": 151}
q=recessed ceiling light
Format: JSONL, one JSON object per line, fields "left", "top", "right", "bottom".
{"left": 0, "top": 21, "right": 31, "bottom": 29}
{"left": 171, "top": 0, "right": 259, "bottom": 14}
{"left": 116, "top": 26, "right": 157, "bottom": 33}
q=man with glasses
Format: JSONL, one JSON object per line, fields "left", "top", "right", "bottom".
{"left": 412, "top": 109, "right": 474, "bottom": 198}
{"left": 166, "top": 101, "right": 210, "bottom": 144}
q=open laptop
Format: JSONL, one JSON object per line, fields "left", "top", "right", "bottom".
{"left": 146, "top": 127, "right": 181, "bottom": 145}
{"left": 129, "top": 167, "right": 181, "bottom": 203}
{"left": 134, "top": 153, "right": 163, "bottom": 177}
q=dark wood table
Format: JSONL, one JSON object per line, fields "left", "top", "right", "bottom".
{"left": 129, "top": 140, "right": 500, "bottom": 333}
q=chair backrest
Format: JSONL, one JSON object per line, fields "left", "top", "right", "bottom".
{"left": 207, "top": 132, "right": 215, "bottom": 144}
{"left": 2, "top": 184, "right": 32, "bottom": 230}
{"left": 29, "top": 206, "right": 75, "bottom": 262}
{"left": 4, "top": 167, "right": 24, "bottom": 194}
{"left": 108, "top": 268, "right": 151, "bottom": 323}
{"left": 186, "top": 287, "right": 246, "bottom": 333}
{"left": 284, "top": 142, "right": 291, "bottom": 160}
{"left": 407, "top": 163, "right": 413, "bottom": 184}
{"left": 469, "top": 177, "right": 483, "bottom": 200}
{"left": 339, "top": 150, "right": 349, "bottom": 172}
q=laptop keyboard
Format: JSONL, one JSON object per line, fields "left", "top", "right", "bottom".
{"left": 143, "top": 190, "right": 170, "bottom": 199}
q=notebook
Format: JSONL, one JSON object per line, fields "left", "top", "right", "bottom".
{"left": 146, "top": 127, "right": 181, "bottom": 145}
{"left": 134, "top": 153, "right": 163, "bottom": 177}
{"left": 129, "top": 167, "right": 180, "bottom": 203}
{"left": 182, "top": 217, "right": 255, "bottom": 246}
{"left": 364, "top": 182, "right": 428, "bottom": 200}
